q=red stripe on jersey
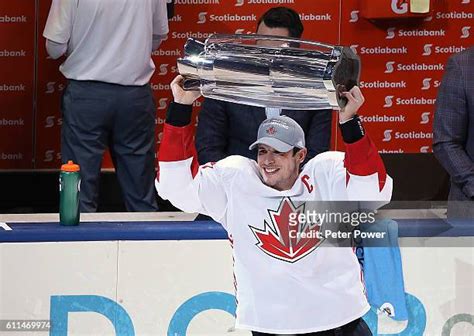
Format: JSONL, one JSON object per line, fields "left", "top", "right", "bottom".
{"left": 228, "top": 234, "right": 239, "bottom": 306}
{"left": 157, "top": 123, "right": 199, "bottom": 178}
{"left": 344, "top": 134, "right": 387, "bottom": 191}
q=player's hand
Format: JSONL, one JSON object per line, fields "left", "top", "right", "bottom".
{"left": 338, "top": 86, "right": 365, "bottom": 123}
{"left": 170, "top": 75, "right": 201, "bottom": 105}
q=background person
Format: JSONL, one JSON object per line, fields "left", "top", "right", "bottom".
{"left": 43, "top": 0, "right": 169, "bottom": 212}
{"left": 433, "top": 47, "right": 474, "bottom": 219}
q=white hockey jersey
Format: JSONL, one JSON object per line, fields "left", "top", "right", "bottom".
{"left": 156, "top": 123, "right": 393, "bottom": 334}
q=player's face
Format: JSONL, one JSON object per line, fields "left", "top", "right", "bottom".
{"left": 257, "top": 144, "right": 306, "bottom": 191}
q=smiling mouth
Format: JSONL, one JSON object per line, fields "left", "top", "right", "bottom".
{"left": 263, "top": 167, "right": 279, "bottom": 175}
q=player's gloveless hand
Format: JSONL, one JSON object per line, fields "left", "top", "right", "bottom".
{"left": 339, "top": 86, "right": 365, "bottom": 123}
{"left": 170, "top": 75, "right": 202, "bottom": 105}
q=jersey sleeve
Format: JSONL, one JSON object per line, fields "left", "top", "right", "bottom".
{"left": 155, "top": 122, "right": 233, "bottom": 229}
{"left": 343, "top": 134, "right": 392, "bottom": 202}
{"left": 308, "top": 135, "right": 393, "bottom": 205}
{"left": 43, "top": 0, "right": 77, "bottom": 44}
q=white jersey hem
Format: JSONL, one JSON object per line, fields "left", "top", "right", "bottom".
{"left": 235, "top": 304, "right": 370, "bottom": 334}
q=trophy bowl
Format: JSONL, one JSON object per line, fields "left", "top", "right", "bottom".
{"left": 177, "top": 34, "right": 360, "bottom": 110}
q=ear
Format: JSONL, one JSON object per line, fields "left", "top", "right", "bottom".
{"left": 298, "top": 148, "right": 307, "bottom": 163}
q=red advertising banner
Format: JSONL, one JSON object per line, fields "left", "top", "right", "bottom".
{"left": 34, "top": 0, "right": 64, "bottom": 169}
{"left": 0, "top": 2, "right": 35, "bottom": 169}
{"left": 0, "top": 0, "right": 472, "bottom": 170}
{"left": 339, "top": 0, "right": 473, "bottom": 152}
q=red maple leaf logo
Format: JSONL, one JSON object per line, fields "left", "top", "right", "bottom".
{"left": 266, "top": 126, "right": 276, "bottom": 135}
{"left": 249, "top": 198, "right": 324, "bottom": 263}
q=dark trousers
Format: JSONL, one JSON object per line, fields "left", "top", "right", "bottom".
{"left": 251, "top": 318, "right": 372, "bottom": 336}
{"left": 61, "top": 80, "right": 158, "bottom": 212}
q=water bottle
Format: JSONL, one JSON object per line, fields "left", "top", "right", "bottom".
{"left": 59, "top": 160, "right": 81, "bottom": 226}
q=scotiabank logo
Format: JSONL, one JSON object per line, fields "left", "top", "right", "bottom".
{"left": 44, "top": 150, "right": 61, "bottom": 162}
{"left": 383, "top": 130, "right": 433, "bottom": 142}
{"left": 386, "top": 28, "right": 396, "bottom": 39}
{"left": 198, "top": 12, "right": 256, "bottom": 24}
{"left": 421, "top": 78, "right": 440, "bottom": 90}
{"left": 421, "top": 78, "right": 431, "bottom": 90}
{"left": 385, "top": 61, "right": 395, "bottom": 73}
{"left": 349, "top": 10, "right": 359, "bottom": 22}
{"left": 389, "top": 28, "right": 446, "bottom": 39}
{"left": 383, "top": 130, "right": 393, "bottom": 142}
{"left": 236, "top": 0, "right": 244, "bottom": 5}
{"left": 45, "top": 116, "right": 62, "bottom": 128}
{"left": 384, "top": 96, "right": 436, "bottom": 107}
{"left": 391, "top": 0, "right": 408, "bottom": 14}
{"left": 422, "top": 44, "right": 433, "bottom": 56}
{"left": 423, "top": 44, "right": 466, "bottom": 56}
{"left": 384, "top": 96, "right": 394, "bottom": 108}
{"left": 436, "top": 12, "right": 473, "bottom": 19}
{"left": 354, "top": 46, "right": 408, "bottom": 56}
{"left": 461, "top": 26, "right": 471, "bottom": 38}
{"left": 157, "top": 98, "right": 168, "bottom": 110}
{"left": 420, "top": 146, "right": 430, "bottom": 153}
{"left": 420, "top": 112, "right": 431, "bottom": 124}
{"left": 171, "top": 31, "right": 215, "bottom": 40}
{"left": 360, "top": 80, "right": 406, "bottom": 89}
{"left": 385, "top": 61, "right": 445, "bottom": 73}
{"left": 197, "top": 12, "right": 207, "bottom": 24}
{"left": 46, "top": 82, "right": 65, "bottom": 94}
{"left": 158, "top": 64, "right": 177, "bottom": 76}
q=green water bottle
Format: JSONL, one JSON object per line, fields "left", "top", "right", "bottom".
{"left": 59, "top": 160, "right": 81, "bottom": 226}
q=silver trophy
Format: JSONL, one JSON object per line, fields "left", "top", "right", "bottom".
{"left": 177, "top": 34, "right": 360, "bottom": 110}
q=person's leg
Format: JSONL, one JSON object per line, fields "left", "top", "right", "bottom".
{"left": 111, "top": 84, "right": 158, "bottom": 211}
{"left": 61, "top": 80, "right": 113, "bottom": 212}
{"left": 338, "top": 318, "right": 372, "bottom": 336}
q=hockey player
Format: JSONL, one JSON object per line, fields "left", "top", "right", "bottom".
{"left": 155, "top": 75, "right": 392, "bottom": 336}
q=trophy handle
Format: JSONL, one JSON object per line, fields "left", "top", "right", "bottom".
{"left": 332, "top": 47, "right": 361, "bottom": 108}
{"left": 182, "top": 78, "right": 201, "bottom": 91}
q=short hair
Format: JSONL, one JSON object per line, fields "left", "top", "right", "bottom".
{"left": 257, "top": 7, "right": 304, "bottom": 38}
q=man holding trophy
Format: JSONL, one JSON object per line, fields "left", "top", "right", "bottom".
{"left": 155, "top": 25, "right": 392, "bottom": 335}
{"left": 195, "top": 7, "right": 333, "bottom": 165}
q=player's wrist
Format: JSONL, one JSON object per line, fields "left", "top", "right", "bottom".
{"left": 166, "top": 102, "right": 193, "bottom": 126}
{"left": 339, "top": 115, "right": 365, "bottom": 143}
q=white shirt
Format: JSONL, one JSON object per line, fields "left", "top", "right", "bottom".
{"left": 43, "top": 0, "right": 169, "bottom": 85}
{"left": 156, "top": 125, "right": 393, "bottom": 334}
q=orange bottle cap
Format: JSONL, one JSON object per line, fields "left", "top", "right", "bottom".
{"left": 61, "top": 160, "right": 80, "bottom": 172}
